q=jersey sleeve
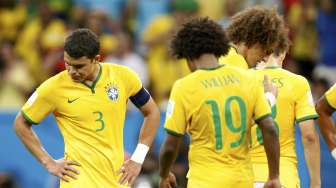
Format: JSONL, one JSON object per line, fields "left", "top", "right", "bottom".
{"left": 164, "top": 81, "right": 187, "bottom": 136}
{"left": 325, "top": 84, "right": 336, "bottom": 110}
{"left": 295, "top": 77, "right": 318, "bottom": 123}
{"left": 253, "top": 79, "right": 272, "bottom": 122}
{"left": 21, "top": 84, "right": 56, "bottom": 124}
{"left": 122, "top": 66, "right": 143, "bottom": 97}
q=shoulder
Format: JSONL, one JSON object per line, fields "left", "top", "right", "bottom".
{"left": 102, "top": 63, "right": 137, "bottom": 75}
{"left": 325, "top": 84, "right": 336, "bottom": 96}
{"left": 288, "top": 71, "right": 309, "bottom": 86}
{"left": 227, "top": 66, "right": 256, "bottom": 80}
{"left": 37, "top": 71, "right": 67, "bottom": 92}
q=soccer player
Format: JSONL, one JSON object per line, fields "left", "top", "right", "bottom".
{"left": 159, "top": 17, "right": 281, "bottom": 188}
{"left": 219, "top": 6, "right": 286, "bottom": 111}
{"left": 219, "top": 6, "right": 286, "bottom": 70}
{"left": 316, "top": 85, "right": 336, "bottom": 160}
{"left": 13, "top": 29, "right": 160, "bottom": 188}
{"left": 250, "top": 34, "right": 321, "bottom": 188}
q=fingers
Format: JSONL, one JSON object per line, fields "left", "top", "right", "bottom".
{"left": 263, "top": 75, "right": 270, "bottom": 85}
{"left": 128, "top": 176, "right": 137, "bottom": 187}
{"left": 54, "top": 159, "right": 80, "bottom": 182}
{"left": 119, "top": 172, "right": 130, "bottom": 185}
{"left": 117, "top": 165, "right": 125, "bottom": 175}
{"left": 64, "top": 165, "right": 80, "bottom": 175}
{"left": 62, "top": 169, "right": 78, "bottom": 180}
{"left": 60, "top": 174, "right": 70, "bottom": 182}
{"left": 67, "top": 160, "right": 81, "bottom": 166}
{"left": 171, "top": 178, "right": 177, "bottom": 187}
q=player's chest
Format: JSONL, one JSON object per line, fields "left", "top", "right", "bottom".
{"left": 54, "top": 82, "right": 128, "bottom": 116}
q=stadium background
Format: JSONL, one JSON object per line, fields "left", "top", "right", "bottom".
{"left": 0, "top": 0, "right": 335, "bottom": 187}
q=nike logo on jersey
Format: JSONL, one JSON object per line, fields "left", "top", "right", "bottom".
{"left": 67, "top": 97, "right": 80, "bottom": 103}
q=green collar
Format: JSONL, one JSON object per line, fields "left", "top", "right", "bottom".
{"left": 198, "top": 64, "right": 225, "bottom": 71}
{"left": 82, "top": 64, "right": 102, "bottom": 93}
{"left": 264, "top": 65, "right": 280, "bottom": 69}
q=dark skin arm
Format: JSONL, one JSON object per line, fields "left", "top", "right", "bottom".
{"left": 159, "top": 134, "right": 182, "bottom": 188}
{"left": 257, "top": 116, "right": 281, "bottom": 188}
{"left": 13, "top": 112, "right": 80, "bottom": 182}
{"left": 316, "top": 96, "right": 336, "bottom": 151}
{"left": 118, "top": 97, "right": 160, "bottom": 186}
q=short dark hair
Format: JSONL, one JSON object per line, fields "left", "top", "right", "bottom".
{"left": 227, "top": 6, "right": 286, "bottom": 52}
{"left": 171, "top": 17, "right": 230, "bottom": 60}
{"left": 64, "top": 28, "right": 100, "bottom": 59}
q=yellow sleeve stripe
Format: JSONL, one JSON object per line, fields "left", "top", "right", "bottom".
{"left": 21, "top": 110, "right": 38, "bottom": 125}
{"left": 164, "top": 128, "right": 184, "bottom": 137}
{"left": 296, "top": 114, "right": 319, "bottom": 124}
{"left": 255, "top": 113, "right": 272, "bottom": 124}
{"left": 325, "top": 95, "right": 336, "bottom": 111}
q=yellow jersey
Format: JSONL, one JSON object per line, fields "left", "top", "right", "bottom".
{"left": 164, "top": 65, "right": 271, "bottom": 187}
{"left": 250, "top": 66, "right": 318, "bottom": 186}
{"left": 219, "top": 47, "right": 248, "bottom": 69}
{"left": 22, "top": 63, "right": 142, "bottom": 188}
{"left": 325, "top": 84, "right": 336, "bottom": 109}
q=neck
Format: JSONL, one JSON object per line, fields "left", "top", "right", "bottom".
{"left": 85, "top": 64, "right": 100, "bottom": 85}
{"left": 194, "top": 54, "right": 220, "bottom": 70}
{"left": 265, "top": 55, "right": 283, "bottom": 68}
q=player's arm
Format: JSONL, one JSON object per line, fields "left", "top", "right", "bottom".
{"left": 14, "top": 89, "right": 80, "bottom": 182}
{"left": 159, "top": 134, "right": 182, "bottom": 188}
{"left": 256, "top": 116, "right": 280, "bottom": 181}
{"left": 137, "top": 96, "right": 160, "bottom": 147}
{"left": 159, "top": 81, "right": 185, "bottom": 188}
{"left": 254, "top": 76, "right": 281, "bottom": 187}
{"left": 316, "top": 96, "right": 336, "bottom": 158}
{"left": 119, "top": 88, "right": 160, "bottom": 186}
{"left": 299, "top": 119, "right": 321, "bottom": 188}
{"left": 14, "top": 112, "right": 80, "bottom": 182}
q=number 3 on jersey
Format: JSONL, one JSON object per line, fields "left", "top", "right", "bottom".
{"left": 93, "top": 111, "right": 105, "bottom": 132}
{"left": 206, "top": 96, "right": 247, "bottom": 150}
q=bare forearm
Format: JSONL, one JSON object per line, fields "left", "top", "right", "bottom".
{"left": 302, "top": 132, "right": 321, "bottom": 186}
{"left": 159, "top": 141, "right": 179, "bottom": 178}
{"left": 261, "top": 125, "right": 280, "bottom": 179}
{"left": 138, "top": 109, "right": 160, "bottom": 146}
{"left": 14, "top": 115, "right": 53, "bottom": 166}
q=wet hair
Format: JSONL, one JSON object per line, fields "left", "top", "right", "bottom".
{"left": 64, "top": 28, "right": 100, "bottom": 59}
{"left": 227, "top": 6, "right": 286, "bottom": 52}
{"left": 171, "top": 17, "right": 230, "bottom": 60}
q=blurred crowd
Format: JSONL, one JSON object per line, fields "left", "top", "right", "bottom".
{"left": 0, "top": 0, "right": 336, "bottom": 187}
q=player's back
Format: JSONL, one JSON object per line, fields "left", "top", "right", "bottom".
{"left": 250, "top": 66, "right": 317, "bottom": 188}
{"left": 165, "top": 65, "right": 271, "bottom": 186}
{"left": 250, "top": 67, "right": 317, "bottom": 162}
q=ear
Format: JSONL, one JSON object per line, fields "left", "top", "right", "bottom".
{"left": 94, "top": 55, "right": 101, "bottom": 63}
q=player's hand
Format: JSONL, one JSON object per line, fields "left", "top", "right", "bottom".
{"left": 159, "top": 172, "right": 177, "bottom": 188}
{"left": 118, "top": 159, "right": 142, "bottom": 186}
{"left": 263, "top": 75, "right": 278, "bottom": 97}
{"left": 263, "top": 178, "right": 281, "bottom": 188}
{"left": 45, "top": 158, "right": 81, "bottom": 182}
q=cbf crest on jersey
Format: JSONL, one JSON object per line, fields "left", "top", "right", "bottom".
{"left": 105, "top": 83, "right": 119, "bottom": 101}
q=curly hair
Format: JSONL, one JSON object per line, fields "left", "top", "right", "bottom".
{"left": 64, "top": 28, "right": 100, "bottom": 59}
{"left": 227, "top": 6, "right": 286, "bottom": 52}
{"left": 274, "top": 28, "right": 291, "bottom": 56}
{"left": 171, "top": 17, "right": 230, "bottom": 60}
